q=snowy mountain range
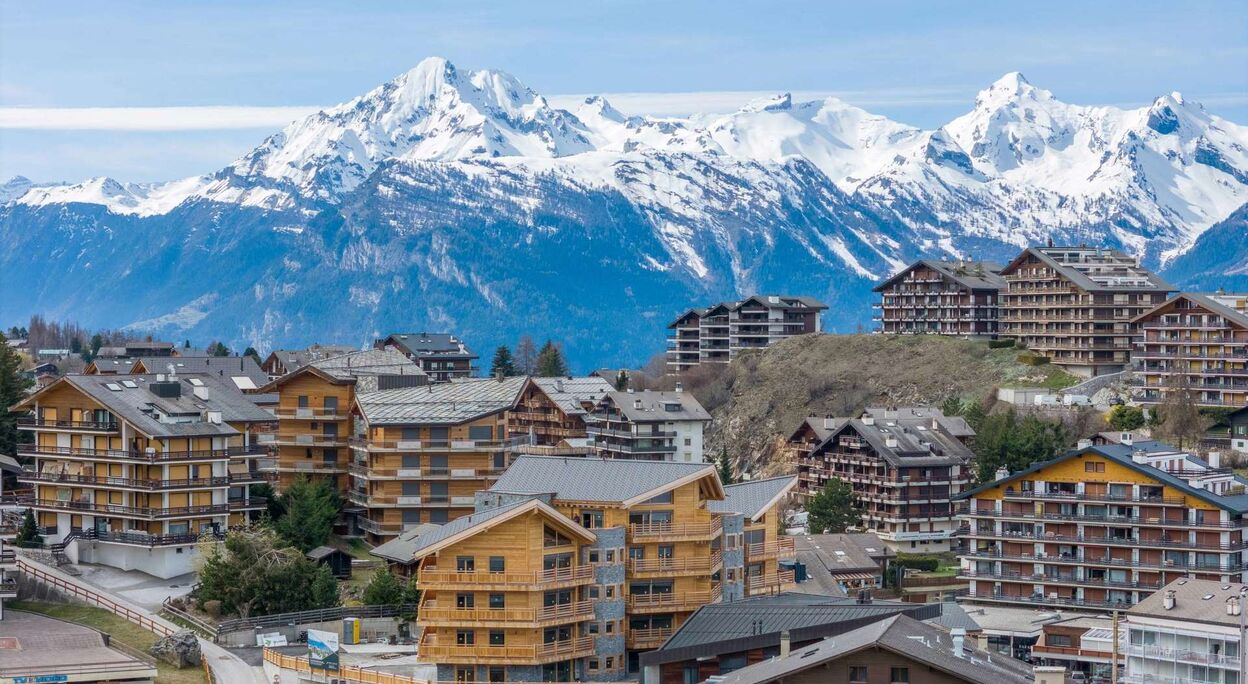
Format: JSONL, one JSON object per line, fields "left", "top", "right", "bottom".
{"left": 3, "top": 57, "right": 1247, "bottom": 369}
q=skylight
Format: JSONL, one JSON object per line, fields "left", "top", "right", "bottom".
{"left": 188, "top": 378, "right": 205, "bottom": 386}
{"left": 105, "top": 383, "right": 122, "bottom": 391}
{"left": 121, "top": 380, "right": 138, "bottom": 388}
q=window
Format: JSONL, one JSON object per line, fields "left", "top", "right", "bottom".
{"left": 456, "top": 593, "right": 475, "bottom": 609}
{"left": 588, "top": 586, "right": 600, "bottom": 599}
{"left": 891, "top": 667, "right": 909, "bottom": 683}
{"left": 469, "top": 425, "right": 494, "bottom": 441}
{"left": 457, "top": 556, "right": 475, "bottom": 572}
{"left": 1085, "top": 461, "right": 1105, "bottom": 473}
{"left": 684, "top": 438, "right": 691, "bottom": 446}
{"left": 544, "top": 526, "right": 572, "bottom": 547}
{"left": 488, "top": 668, "right": 504, "bottom": 683}
{"left": 489, "top": 630, "right": 505, "bottom": 646}
{"left": 488, "top": 594, "right": 505, "bottom": 609}
{"left": 1048, "top": 634, "right": 1072, "bottom": 648}
{"left": 642, "top": 491, "right": 673, "bottom": 505}
{"left": 588, "top": 622, "right": 600, "bottom": 634}
{"left": 849, "top": 667, "right": 868, "bottom": 684}
{"left": 581, "top": 510, "right": 604, "bottom": 529}
{"left": 489, "top": 556, "right": 506, "bottom": 573}
{"left": 456, "top": 630, "right": 475, "bottom": 645}
{"left": 589, "top": 659, "right": 600, "bottom": 671}
{"left": 588, "top": 550, "right": 600, "bottom": 564}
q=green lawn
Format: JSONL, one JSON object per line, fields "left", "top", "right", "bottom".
{"left": 11, "top": 600, "right": 208, "bottom": 684}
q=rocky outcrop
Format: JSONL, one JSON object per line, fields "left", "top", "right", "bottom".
{"left": 149, "top": 629, "right": 201, "bottom": 668}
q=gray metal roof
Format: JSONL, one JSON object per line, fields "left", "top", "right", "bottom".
{"left": 666, "top": 296, "right": 826, "bottom": 327}
{"left": 657, "top": 593, "right": 926, "bottom": 652}
{"left": 800, "top": 533, "right": 894, "bottom": 575}
{"left": 490, "top": 455, "right": 719, "bottom": 504}
{"left": 370, "top": 523, "right": 444, "bottom": 563}
{"left": 1129, "top": 577, "right": 1248, "bottom": 627}
{"left": 379, "top": 332, "right": 477, "bottom": 360}
{"left": 131, "top": 355, "right": 270, "bottom": 390}
{"left": 598, "top": 390, "right": 711, "bottom": 423}
{"left": 926, "top": 601, "right": 982, "bottom": 633}
{"left": 709, "top": 476, "right": 797, "bottom": 521}
{"left": 378, "top": 499, "right": 588, "bottom": 561}
{"left": 716, "top": 614, "right": 1033, "bottom": 684}
{"left": 265, "top": 346, "right": 359, "bottom": 374}
{"left": 356, "top": 376, "right": 527, "bottom": 426}
{"left": 310, "top": 348, "right": 423, "bottom": 380}
{"left": 813, "top": 407, "right": 974, "bottom": 468}
{"left": 1004, "top": 246, "right": 1174, "bottom": 293}
{"left": 46, "top": 373, "right": 274, "bottom": 438}
{"left": 532, "top": 377, "right": 614, "bottom": 416}
{"left": 873, "top": 259, "right": 1006, "bottom": 293}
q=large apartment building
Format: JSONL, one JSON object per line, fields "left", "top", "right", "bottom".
{"left": 666, "top": 296, "right": 826, "bottom": 373}
{"left": 957, "top": 440, "right": 1248, "bottom": 611}
{"left": 1131, "top": 293, "right": 1248, "bottom": 409}
{"left": 585, "top": 390, "right": 710, "bottom": 463}
{"left": 382, "top": 456, "right": 795, "bottom": 682}
{"left": 873, "top": 259, "right": 1005, "bottom": 338}
{"left": 348, "top": 376, "right": 529, "bottom": 542}
{"left": 260, "top": 344, "right": 358, "bottom": 378}
{"left": 787, "top": 407, "right": 975, "bottom": 552}
{"left": 11, "top": 372, "right": 272, "bottom": 578}
{"left": 999, "top": 246, "right": 1174, "bottom": 377}
{"left": 509, "top": 377, "right": 614, "bottom": 455}
{"left": 259, "top": 348, "right": 424, "bottom": 491}
{"left": 376, "top": 332, "right": 478, "bottom": 382}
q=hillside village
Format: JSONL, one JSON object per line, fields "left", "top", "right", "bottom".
{"left": 4, "top": 243, "right": 1248, "bottom": 684}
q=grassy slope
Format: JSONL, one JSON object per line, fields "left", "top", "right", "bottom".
{"left": 10, "top": 600, "right": 208, "bottom": 684}
{"left": 691, "top": 334, "right": 1078, "bottom": 477}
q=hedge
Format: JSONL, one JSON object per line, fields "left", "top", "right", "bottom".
{"left": 988, "top": 339, "right": 1015, "bottom": 349}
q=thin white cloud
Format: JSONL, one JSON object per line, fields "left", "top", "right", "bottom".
{"left": 0, "top": 105, "right": 321, "bottom": 130}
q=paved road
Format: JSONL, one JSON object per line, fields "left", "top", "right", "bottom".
{"left": 18, "top": 557, "right": 266, "bottom": 683}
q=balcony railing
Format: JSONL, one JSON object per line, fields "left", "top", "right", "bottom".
{"left": 627, "top": 551, "right": 722, "bottom": 576}
{"left": 972, "top": 591, "right": 1135, "bottom": 610}
{"left": 419, "top": 600, "right": 595, "bottom": 626}
{"left": 960, "top": 506, "right": 1244, "bottom": 529}
{"left": 998, "top": 489, "right": 1185, "bottom": 506}
{"left": 17, "top": 416, "right": 118, "bottom": 432}
{"left": 19, "top": 467, "right": 252, "bottom": 491}
{"left": 626, "top": 586, "right": 719, "bottom": 612}
{"left": 627, "top": 627, "right": 675, "bottom": 649}
{"left": 747, "top": 569, "right": 798, "bottom": 593}
{"left": 18, "top": 444, "right": 267, "bottom": 463}
{"left": 958, "top": 569, "right": 1162, "bottom": 590}
{"left": 418, "top": 635, "right": 594, "bottom": 665}
{"left": 0, "top": 577, "right": 17, "bottom": 598}
{"left": 960, "top": 549, "right": 1246, "bottom": 573}
{"left": 419, "top": 564, "right": 594, "bottom": 589}
{"left": 965, "top": 529, "right": 1246, "bottom": 551}
{"left": 13, "top": 495, "right": 260, "bottom": 520}
{"left": 746, "top": 537, "right": 797, "bottom": 559}
{"left": 349, "top": 436, "right": 528, "bottom": 453}
{"left": 274, "top": 407, "right": 349, "bottom": 420}
{"left": 81, "top": 529, "right": 224, "bottom": 547}
{"left": 628, "top": 517, "right": 723, "bottom": 542}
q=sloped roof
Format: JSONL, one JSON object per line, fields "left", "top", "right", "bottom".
{"left": 490, "top": 455, "right": 723, "bottom": 505}
{"left": 1003, "top": 246, "right": 1174, "bottom": 292}
{"left": 311, "top": 348, "right": 423, "bottom": 380}
{"left": 600, "top": 390, "right": 711, "bottom": 423}
{"left": 1129, "top": 577, "right": 1248, "bottom": 627}
{"left": 716, "top": 614, "right": 1033, "bottom": 684}
{"left": 370, "top": 523, "right": 444, "bottom": 563}
{"left": 130, "top": 355, "right": 269, "bottom": 390}
{"left": 532, "top": 377, "right": 614, "bottom": 416}
{"left": 709, "top": 476, "right": 797, "bottom": 521}
{"left": 1131, "top": 292, "right": 1248, "bottom": 329}
{"left": 813, "top": 407, "right": 973, "bottom": 468}
{"left": 396, "top": 499, "right": 593, "bottom": 561}
{"left": 873, "top": 259, "right": 1005, "bottom": 292}
{"left": 356, "top": 376, "right": 527, "bottom": 426}
{"left": 14, "top": 373, "right": 273, "bottom": 438}
{"left": 958, "top": 443, "right": 1248, "bottom": 513}
{"left": 379, "top": 332, "right": 477, "bottom": 359}
{"left": 801, "top": 533, "right": 893, "bottom": 574}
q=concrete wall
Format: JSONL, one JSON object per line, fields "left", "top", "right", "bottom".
{"left": 218, "top": 616, "right": 410, "bottom": 648}
{"left": 75, "top": 540, "right": 199, "bottom": 579}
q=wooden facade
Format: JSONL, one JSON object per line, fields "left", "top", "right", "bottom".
{"left": 266, "top": 368, "right": 356, "bottom": 491}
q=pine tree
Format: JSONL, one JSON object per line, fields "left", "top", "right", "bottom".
{"left": 535, "top": 340, "right": 568, "bottom": 377}
{"left": 206, "top": 341, "right": 231, "bottom": 357}
{"left": 15, "top": 508, "right": 43, "bottom": 548}
{"left": 806, "top": 478, "right": 860, "bottom": 534}
{"left": 272, "top": 476, "right": 342, "bottom": 552}
{"left": 183, "top": 339, "right": 192, "bottom": 349}
{"left": 89, "top": 333, "right": 104, "bottom": 358}
{"left": 362, "top": 568, "right": 405, "bottom": 605}
{"left": 0, "top": 332, "right": 33, "bottom": 458}
{"left": 310, "top": 565, "right": 340, "bottom": 607}
{"left": 615, "top": 370, "right": 629, "bottom": 391}
{"left": 242, "top": 346, "right": 261, "bottom": 363}
{"left": 716, "top": 445, "right": 734, "bottom": 485}
{"left": 490, "top": 346, "right": 517, "bottom": 377}
{"left": 515, "top": 336, "right": 537, "bottom": 375}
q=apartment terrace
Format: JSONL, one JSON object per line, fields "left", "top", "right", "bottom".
{"left": 418, "top": 563, "right": 595, "bottom": 591}
{"left": 627, "top": 584, "right": 721, "bottom": 613}
{"left": 960, "top": 549, "right": 1248, "bottom": 573}
{"left": 14, "top": 494, "right": 265, "bottom": 520}
{"left": 627, "top": 516, "right": 722, "bottom": 542}
{"left": 419, "top": 599, "right": 596, "bottom": 628}
{"left": 348, "top": 436, "right": 528, "bottom": 453}
{"left": 418, "top": 634, "right": 595, "bottom": 665}
{"left": 626, "top": 550, "right": 723, "bottom": 577}
{"left": 17, "top": 416, "right": 118, "bottom": 432}
{"left": 626, "top": 626, "right": 675, "bottom": 650}
{"left": 745, "top": 537, "right": 796, "bottom": 561}
{"left": 17, "top": 443, "right": 267, "bottom": 463}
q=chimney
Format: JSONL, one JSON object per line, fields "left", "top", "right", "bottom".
{"left": 495, "top": 371, "right": 504, "bottom": 383}
{"left": 674, "top": 381, "right": 683, "bottom": 393}
{"left": 1076, "top": 438, "right": 1092, "bottom": 450}
{"left": 950, "top": 628, "right": 966, "bottom": 658}
{"left": 555, "top": 379, "right": 564, "bottom": 393}
{"left": 779, "top": 630, "right": 791, "bottom": 658}
{"left": 885, "top": 436, "right": 898, "bottom": 449}
{"left": 634, "top": 399, "right": 643, "bottom": 410}
{"left": 994, "top": 465, "right": 1009, "bottom": 481}
{"left": 1228, "top": 596, "right": 1241, "bottom": 616}
{"left": 1209, "top": 451, "right": 1221, "bottom": 469}
{"left": 1163, "top": 590, "right": 1176, "bottom": 610}
{"left": 823, "top": 415, "right": 836, "bottom": 430}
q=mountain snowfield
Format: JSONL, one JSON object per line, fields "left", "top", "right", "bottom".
{"left": 3, "top": 57, "right": 1247, "bottom": 368}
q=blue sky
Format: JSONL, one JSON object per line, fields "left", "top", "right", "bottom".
{"left": 1, "top": 0, "right": 1245, "bottom": 182}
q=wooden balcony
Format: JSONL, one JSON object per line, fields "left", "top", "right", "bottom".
{"left": 274, "top": 406, "right": 349, "bottom": 420}
{"left": 419, "top": 635, "right": 595, "bottom": 665}
{"left": 419, "top": 564, "right": 595, "bottom": 590}
{"left": 628, "top": 517, "right": 723, "bottom": 542}
{"left": 627, "top": 551, "right": 722, "bottom": 577}
{"left": 17, "top": 444, "right": 266, "bottom": 463}
{"left": 626, "top": 627, "right": 674, "bottom": 650}
{"left": 17, "top": 416, "right": 118, "bottom": 433}
{"left": 626, "top": 584, "right": 720, "bottom": 613}
{"left": 419, "top": 600, "right": 595, "bottom": 627}
{"left": 746, "top": 569, "right": 797, "bottom": 594}
{"left": 746, "top": 537, "right": 796, "bottom": 560}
